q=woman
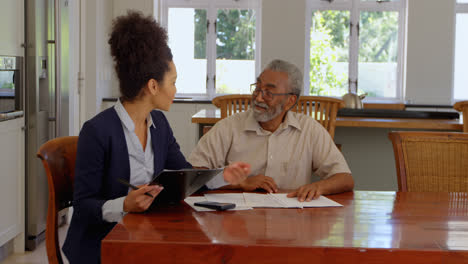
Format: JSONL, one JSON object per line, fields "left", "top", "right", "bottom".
{"left": 62, "top": 11, "right": 250, "bottom": 264}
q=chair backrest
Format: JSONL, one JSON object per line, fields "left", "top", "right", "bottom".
{"left": 37, "top": 136, "right": 78, "bottom": 264}
{"left": 454, "top": 101, "right": 468, "bottom": 132}
{"left": 388, "top": 131, "right": 468, "bottom": 192}
{"left": 212, "top": 94, "right": 252, "bottom": 119}
{"left": 211, "top": 94, "right": 344, "bottom": 139}
{"left": 293, "top": 96, "right": 344, "bottom": 139}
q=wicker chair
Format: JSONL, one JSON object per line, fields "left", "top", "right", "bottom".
{"left": 388, "top": 131, "right": 468, "bottom": 192}
{"left": 454, "top": 101, "right": 468, "bottom": 132}
{"left": 211, "top": 94, "right": 344, "bottom": 139}
{"left": 37, "top": 136, "right": 78, "bottom": 264}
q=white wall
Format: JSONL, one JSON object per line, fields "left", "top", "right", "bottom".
{"left": 113, "top": 0, "right": 155, "bottom": 18}
{"left": 405, "top": 0, "right": 456, "bottom": 105}
{"left": 83, "top": 0, "right": 115, "bottom": 122}
{"left": 261, "top": 0, "right": 306, "bottom": 71}
{"left": 82, "top": 0, "right": 158, "bottom": 121}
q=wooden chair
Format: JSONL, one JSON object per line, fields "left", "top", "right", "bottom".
{"left": 37, "top": 136, "right": 78, "bottom": 264}
{"left": 211, "top": 94, "right": 344, "bottom": 139}
{"left": 388, "top": 131, "right": 468, "bottom": 192}
{"left": 294, "top": 96, "right": 344, "bottom": 139}
{"left": 454, "top": 100, "right": 468, "bottom": 132}
{"left": 212, "top": 94, "right": 252, "bottom": 119}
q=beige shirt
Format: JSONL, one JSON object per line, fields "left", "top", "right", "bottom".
{"left": 188, "top": 110, "right": 351, "bottom": 190}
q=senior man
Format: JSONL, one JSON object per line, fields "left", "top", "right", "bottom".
{"left": 189, "top": 59, "right": 353, "bottom": 201}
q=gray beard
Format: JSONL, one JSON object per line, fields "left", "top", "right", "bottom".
{"left": 252, "top": 101, "right": 285, "bottom": 122}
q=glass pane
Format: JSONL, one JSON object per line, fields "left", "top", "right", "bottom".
{"left": 321, "top": 0, "right": 352, "bottom": 3}
{"left": 458, "top": 0, "right": 468, "bottom": 3}
{"left": 358, "top": 11, "right": 399, "bottom": 98}
{"left": 0, "top": 72, "right": 15, "bottom": 90}
{"left": 168, "top": 8, "right": 207, "bottom": 94}
{"left": 215, "top": 9, "right": 256, "bottom": 94}
{"left": 309, "top": 10, "right": 350, "bottom": 96}
{"left": 361, "top": 0, "right": 400, "bottom": 2}
{"left": 454, "top": 14, "right": 468, "bottom": 99}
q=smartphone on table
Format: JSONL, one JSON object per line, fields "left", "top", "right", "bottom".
{"left": 194, "top": 201, "right": 236, "bottom": 211}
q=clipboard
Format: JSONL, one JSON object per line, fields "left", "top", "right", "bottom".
{"left": 149, "top": 168, "right": 223, "bottom": 204}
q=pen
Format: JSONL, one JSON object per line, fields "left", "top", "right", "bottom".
{"left": 117, "top": 178, "right": 154, "bottom": 198}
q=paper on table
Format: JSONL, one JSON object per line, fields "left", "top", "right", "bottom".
{"left": 269, "top": 193, "right": 342, "bottom": 208}
{"left": 267, "top": 193, "right": 302, "bottom": 208}
{"left": 186, "top": 193, "right": 342, "bottom": 210}
{"left": 204, "top": 193, "right": 249, "bottom": 207}
{"left": 243, "top": 193, "right": 290, "bottom": 208}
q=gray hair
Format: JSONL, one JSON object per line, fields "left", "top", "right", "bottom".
{"left": 263, "top": 59, "right": 303, "bottom": 98}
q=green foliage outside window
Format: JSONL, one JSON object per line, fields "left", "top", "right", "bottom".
{"left": 194, "top": 9, "right": 207, "bottom": 59}
{"left": 310, "top": 10, "right": 398, "bottom": 97}
{"left": 1, "top": 83, "right": 14, "bottom": 89}
{"left": 194, "top": 9, "right": 255, "bottom": 60}
{"left": 359, "top": 12, "right": 398, "bottom": 63}
{"left": 310, "top": 11, "right": 348, "bottom": 96}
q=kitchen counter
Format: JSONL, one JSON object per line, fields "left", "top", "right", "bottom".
{"left": 192, "top": 109, "right": 463, "bottom": 131}
{"left": 0, "top": 111, "right": 24, "bottom": 122}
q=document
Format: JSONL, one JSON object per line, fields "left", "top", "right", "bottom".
{"left": 184, "top": 193, "right": 343, "bottom": 211}
{"left": 243, "top": 193, "right": 300, "bottom": 208}
{"left": 268, "top": 193, "right": 343, "bottom": 208}
{"left": 204, "top": 193, "right": 249, "bottom": 207}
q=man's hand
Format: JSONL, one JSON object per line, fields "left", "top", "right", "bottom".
{"left": 239, "top": 174, "right": 278, "bottom": 193}
{"left": 223, "top": 162, "right": 251, "bottom": 185}
{"left": 123, "top": 184, "right": 163, "bottom": 213}
{"left": 287, "top": 182, "right": 322, "bottom": 202}
{"left": 287, "top": 173, "right": 354, "bottom": 202}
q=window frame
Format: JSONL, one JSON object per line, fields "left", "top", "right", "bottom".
{"left": 160, "top": 0, "right": 262, "bottom": 99}
{"left": 453, "top": 1, "right": 468, "bottom": 100}
{"left": 304, "top": 0, "right": 406, "bottom": 100}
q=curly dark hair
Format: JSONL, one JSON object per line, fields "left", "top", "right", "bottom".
{"left": 108, "top": 11, "right": 173, "bottom": 101}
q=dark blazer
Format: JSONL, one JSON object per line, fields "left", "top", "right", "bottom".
{"left": 62, "top": 107, "right": 191, "bottom": 264}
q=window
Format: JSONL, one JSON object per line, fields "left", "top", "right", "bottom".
{"left": 305, "top": 0, "right": 406, "bottom": 99}
{"left": 160, "top": 0, "right": 261, "bottom": 98}
{"left": 454, "top": 0, "right": 468, "bottom": 100}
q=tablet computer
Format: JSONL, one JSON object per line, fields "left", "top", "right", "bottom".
{"left": 149, "top": 168, "right": 223, "bottom": 204}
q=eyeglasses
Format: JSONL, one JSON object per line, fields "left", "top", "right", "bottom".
{"left": 250, "top": 83, "right": 295, "bottom": 101}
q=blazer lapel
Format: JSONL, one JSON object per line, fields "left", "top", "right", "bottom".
{"left": 110, "top": 108, "right": 131, "bottom": 193}
{"left": 150, "top": 119, "right": 162, "bottom": 175}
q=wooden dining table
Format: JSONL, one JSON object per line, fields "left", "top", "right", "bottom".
{"left": 101, "top": 191, "right": 468, "bottom": 264}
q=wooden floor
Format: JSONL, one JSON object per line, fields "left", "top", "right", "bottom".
{"left": 1, "top": 225, "right": 69, "bottom": 264}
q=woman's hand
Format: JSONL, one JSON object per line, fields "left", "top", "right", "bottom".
{"left": 123, "top": 184, "right": 163, "bottom": 213}
{"left": 223, "top": 162, "right": 251, "bottom": 185}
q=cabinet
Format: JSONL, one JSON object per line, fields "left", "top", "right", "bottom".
{"left": 0, "top": 0, "right": 25, "bottom": 56}
{"left": 0, "top": 117, "right": 25, "bottom": 250}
